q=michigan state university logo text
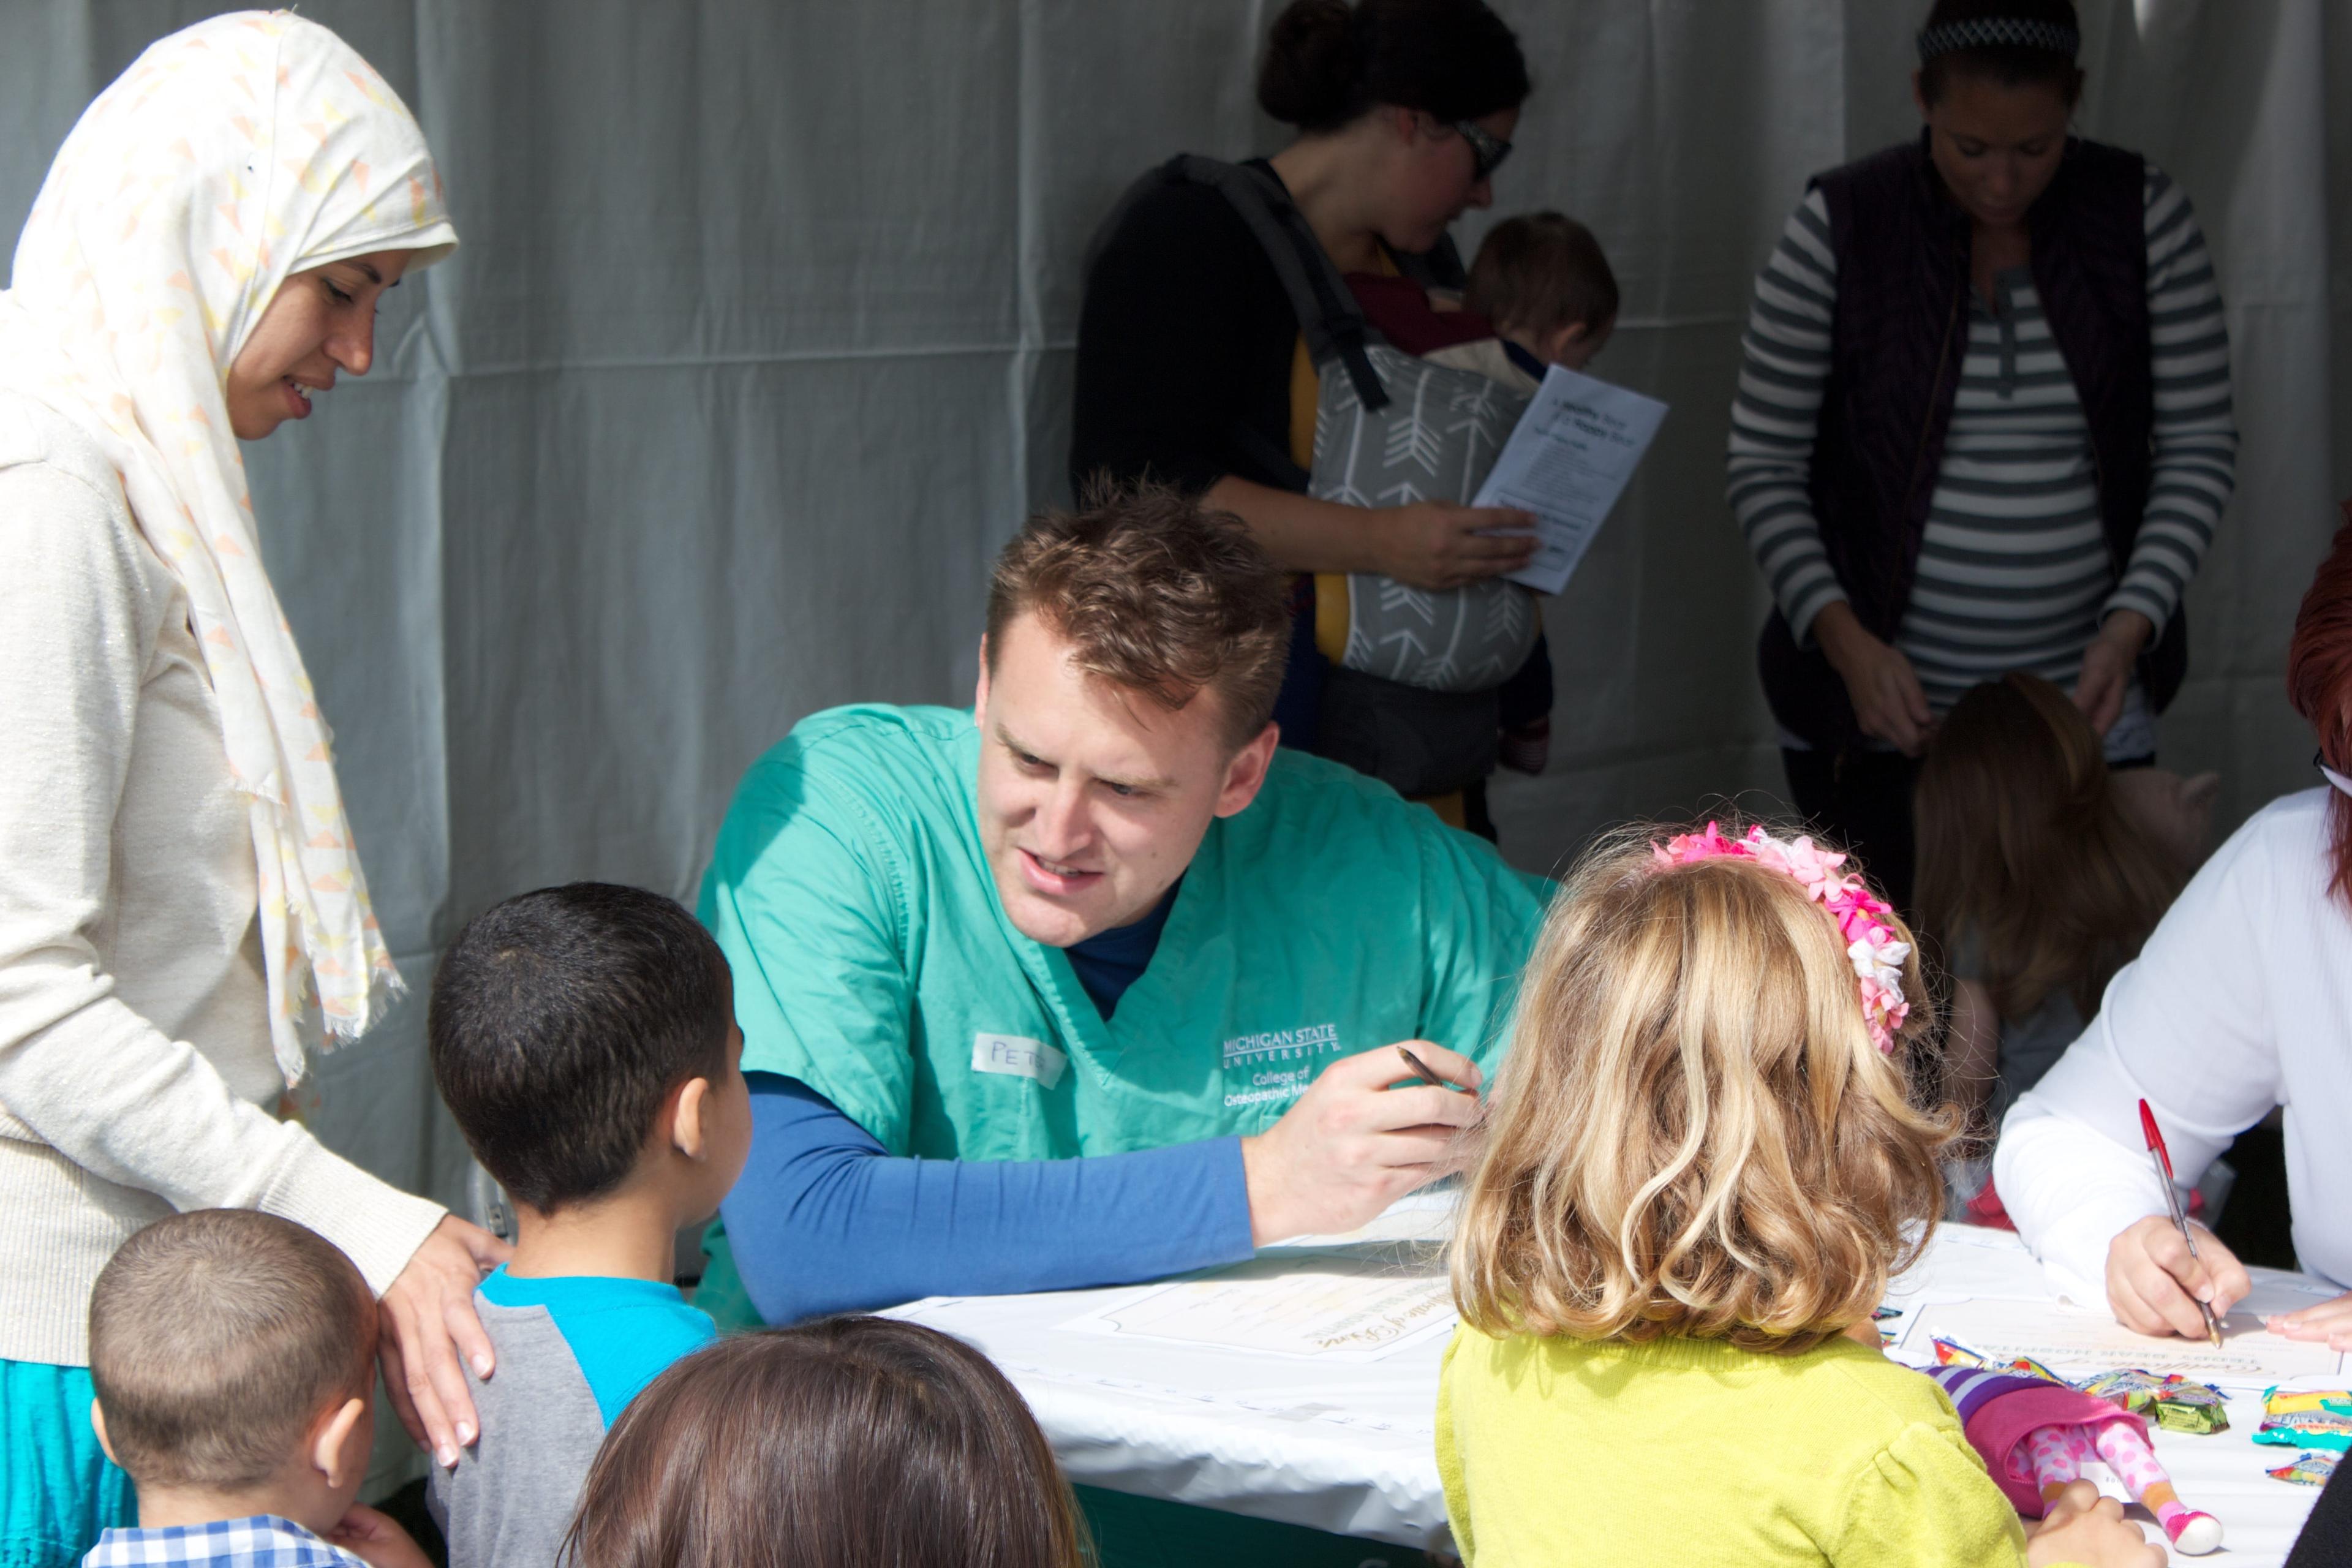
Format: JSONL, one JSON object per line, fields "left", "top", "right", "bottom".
{"left": 1220, "top": 1022, "right": 1341, "bottom": 1109}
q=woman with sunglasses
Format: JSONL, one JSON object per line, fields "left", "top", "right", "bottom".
{"left": 1726, "top": 0, "right": 2236, "bottom": 910}
{"left": 1071, "top": 0, "right": 1535, "bottom": 820}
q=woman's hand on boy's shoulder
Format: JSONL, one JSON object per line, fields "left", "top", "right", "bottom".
{"left": 379, "top": 1213, "right": 511, "bottom": 1467}
{"left": 327, "top": 1504, "right": 434, "bottom": 1568}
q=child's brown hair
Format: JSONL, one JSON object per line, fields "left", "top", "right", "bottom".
{"left": 1915, "top": 673, "right": 2185, "bottom": 1022}
{"left": 89, "top": 1210, "right": 375, "bottom": 1488}
{"left": 1464, "top": 212, "right": 1619, "bottom": 340}
{"left": 1451, "top": 825, "right": 1951, "bottom": 1354}
{"left": 563, "top": 1316, "right": 1088, "bottom": 1568}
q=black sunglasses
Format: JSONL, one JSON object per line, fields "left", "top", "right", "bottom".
{"left": 1452, "top": 119, "right": 1512, "bottom": 183}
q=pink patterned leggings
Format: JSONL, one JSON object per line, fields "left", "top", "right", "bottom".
{"left": 2019, "top": 1422, "right": 2170, "bottom": 1497}
{"left": 2021, "top": 1421, "right": 2201, "bottom": 1540}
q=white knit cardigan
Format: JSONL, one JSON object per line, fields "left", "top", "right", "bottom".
{"left": 1996, "top": 786, "right": 2352, "bottom": 1308}
{"left": 0, "top": 390, "right": 443, "bottom": 1366}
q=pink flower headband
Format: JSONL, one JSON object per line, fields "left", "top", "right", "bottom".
{"left": 1651, "top": 823, "right": 1913, "bottom": 1054}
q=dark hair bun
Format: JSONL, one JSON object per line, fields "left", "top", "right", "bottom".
{"left": 1923, "top": 0, "right": 2078, "bottom": 28}
{"left": 1257, "top": 0, "right": 1361, "bottom": 129}
{"left": 1257, "top": 0, "right": 1530, "bottom": 134}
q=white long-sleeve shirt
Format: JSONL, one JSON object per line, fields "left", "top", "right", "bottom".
{"left": 1994, "top": 788, "right": 2352, "bottom": 1308}
{"left": 0, "top": 390, "right": 443, "bottom": 1366}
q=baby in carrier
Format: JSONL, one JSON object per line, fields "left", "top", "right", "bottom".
{"left": 1315, "top": 210, "right": 1620, "bottom": 818}
{"left": 1430, "top": 210, "right": 1619, "bottom": 392}
{"left": 1088, "top": 157, "right": 1626, "bottom": 834}
{"left": 1419, "top": 212, "right": 1620, "bottom": 785}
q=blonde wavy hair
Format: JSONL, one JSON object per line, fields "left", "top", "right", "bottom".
{"left": 1451, "top": 823, "right": 1954, "bottom": 1354}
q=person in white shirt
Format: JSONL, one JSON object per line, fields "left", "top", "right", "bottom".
{"left": 0, "top": 17, "right": 506, "bottom": 1562}
{"left": 1995, "top": 508, "right": 2352, "bottom": 1351}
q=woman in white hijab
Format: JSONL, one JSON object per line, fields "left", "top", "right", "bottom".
{"left": 0, "top": 15, "right": 505, "bottom": 1559}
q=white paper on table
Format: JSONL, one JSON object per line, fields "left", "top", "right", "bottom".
{"left": 1899, "top": 1295, "right": 2346, "bottom": 1387}
{"left": 1472, "top": 364, "right": 1669, "bottom": 595}
{"left": 1268, "top": 1188, "right": 1457, "bottom": 1250}
{"left": 2236, "top": 1265, "right": 2348, "bottom": 1318}
{"left": 1055, "top": 1247, "right": 1457, "bottom": 1362}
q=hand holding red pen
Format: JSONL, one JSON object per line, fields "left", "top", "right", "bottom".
{"left": 2106, "top": 1215, "right": 2248, "bottom": 1342}
{"left": 2103, "top": 1101, "right": 2250, "bottom": 1343}
{"left": 2139, "top": 1101, "right": 2224, "bottom": 1349}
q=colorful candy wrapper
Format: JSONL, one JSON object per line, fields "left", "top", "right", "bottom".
{"left": 2077, "top": 1368, "right": 2231, "bottom": 1436}
{"left": 2263, "top": 1387, "right": 2352, "bottom": 1417}
{"left": 2253, "top": 1409, "right": 2352, "bottom": 1452}
{"left": 1932, "top": 1338, "right": 2066, "bottom": 1384}
{"left": 2267, "top": 1451, "right": 2340, "bottom": 1487}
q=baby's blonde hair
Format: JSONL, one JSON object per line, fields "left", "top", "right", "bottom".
{"left": 1452, "top": 823, "right": 1953, "bottom": 1354}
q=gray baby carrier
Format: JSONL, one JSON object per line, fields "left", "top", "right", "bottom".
{"left": 1088, "top": 156, "right": 1541, "bottom": 799}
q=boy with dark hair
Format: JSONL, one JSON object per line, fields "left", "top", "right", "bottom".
{"left": 423, "top": 883, "right": 751, "bottom": 1568}
{"left": 81, "top": 1208, "right": 428, "bottom": 1568}
{"left": 1429, "top": 210, "right": 1621, "bottom": 392}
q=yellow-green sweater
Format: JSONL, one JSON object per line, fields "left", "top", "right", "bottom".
{"left": 1438, "top": 1325, "right": 2048, "bottom": 1567}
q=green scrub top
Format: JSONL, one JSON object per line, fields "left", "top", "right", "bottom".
{"left": 699, "top": 704, "right": 1550, "bottom": 1161}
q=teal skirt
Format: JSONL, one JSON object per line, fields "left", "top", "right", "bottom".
{"left": 2, "top": 1360, "right": 135, "bottom": 1568}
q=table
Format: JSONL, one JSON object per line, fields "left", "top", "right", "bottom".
{"left": 889, "top": 1204, "right": 2338, "bottom": 1561}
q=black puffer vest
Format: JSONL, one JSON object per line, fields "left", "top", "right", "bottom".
{"left": 1758, "top": 133, "right": 2187, "bottom": 750}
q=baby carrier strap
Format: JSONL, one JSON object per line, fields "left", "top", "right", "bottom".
{"left": 1088, "top": 154, "right": 1391, "bottom": 412}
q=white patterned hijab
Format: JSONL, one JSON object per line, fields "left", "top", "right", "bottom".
{"left": 0, "top": 12, "right": 458, "bottom": 1080}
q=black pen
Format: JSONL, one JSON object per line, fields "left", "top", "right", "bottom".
{"left": 1396, "top": 1044, "right": 1476, "bottom": 1095}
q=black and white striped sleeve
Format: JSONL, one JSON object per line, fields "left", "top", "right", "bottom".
{"left": 2109, "top": 166, "right": 2236, "bottom": 633}
{"left": 1727, "top": 189, "right": 1845, "bottom": 642}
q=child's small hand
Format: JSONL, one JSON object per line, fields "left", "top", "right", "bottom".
{"left": 2025, "top": 1482, "right": 2163, "bottom": 1568}
{"left": 327, "top": 1503, "right": 435, "bottom": 1568}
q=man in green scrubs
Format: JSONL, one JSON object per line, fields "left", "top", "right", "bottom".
{"left": 701, "top": 488, "right": 1550, "bottom": 1330}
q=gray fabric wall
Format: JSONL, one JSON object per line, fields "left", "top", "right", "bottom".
{"left": 5, "top": 0, "right": 2346, "bottom": 1454}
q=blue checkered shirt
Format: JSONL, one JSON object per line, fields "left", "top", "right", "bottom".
{"left": 80, "top": 1516, "right": 366, "bottom": 1567}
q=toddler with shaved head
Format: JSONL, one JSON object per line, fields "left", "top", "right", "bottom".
{"left": 81, "top": 1209, "right": 426, "bottom": 1568}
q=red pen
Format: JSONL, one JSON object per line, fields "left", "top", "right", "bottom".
{"left": 2139, "top": 1099, "right": 2224, "bottom": 1349}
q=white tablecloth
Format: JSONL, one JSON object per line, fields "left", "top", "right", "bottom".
{"left": 890, "top": 1207, "right": 2338, "bottom": 1561}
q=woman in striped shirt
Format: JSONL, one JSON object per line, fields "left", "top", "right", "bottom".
{"left": 1726, "top": 0, "right": 2236, "bottom": 908}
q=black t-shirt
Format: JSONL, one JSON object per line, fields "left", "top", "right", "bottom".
{"left": 1069, "top": 159, "right": 1303, "bottom": 499}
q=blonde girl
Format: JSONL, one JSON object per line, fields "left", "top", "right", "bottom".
{"left": 1439, "top": 822, "right": 2158, "bottom": 1568}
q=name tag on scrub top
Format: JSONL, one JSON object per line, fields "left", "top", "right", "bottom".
{"left": 972, "top": 1032, "right": 1066, "bottom": 1090}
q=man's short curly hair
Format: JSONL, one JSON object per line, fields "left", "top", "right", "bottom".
{"left": 986, "top": 485, "right": 1291, "bottom": 751}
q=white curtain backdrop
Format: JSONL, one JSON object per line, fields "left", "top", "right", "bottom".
{"left": 6, "top": 0, "right": 2345, "bottom": 1354}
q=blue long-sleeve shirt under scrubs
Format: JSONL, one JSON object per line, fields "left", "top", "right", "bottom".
{"left": 720, "top": 883, "right": 1258, "bottom": 1325}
